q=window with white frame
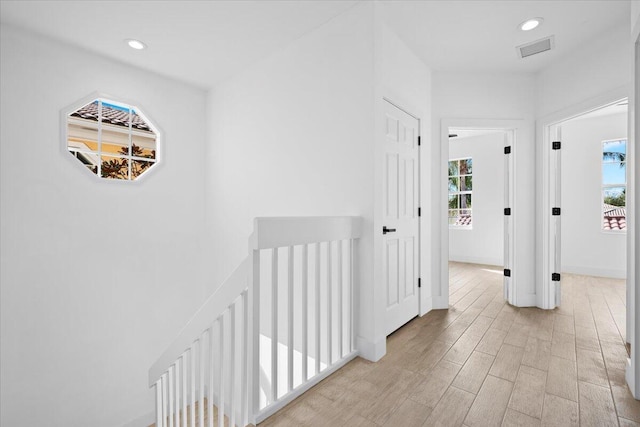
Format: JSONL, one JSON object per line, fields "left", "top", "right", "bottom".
{"left": 66, "top": 98, "right": 158, "bottom": 180}
{"left": 602, "top": 139, "right": 626, "bottom": 231}
{"left": 448, "top": 157, "right": 473, "bottom": 228}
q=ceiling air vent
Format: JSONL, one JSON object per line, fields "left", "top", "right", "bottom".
{"left": 516, "top": 35, "right": 555, "bottom": 59}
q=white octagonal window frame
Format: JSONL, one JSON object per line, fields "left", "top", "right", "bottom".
{"left": 61, "top": 93, "right": 162, "bottom": 182}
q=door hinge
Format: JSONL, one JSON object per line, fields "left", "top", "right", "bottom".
{"left": 504, "top": 146, "right": 511, "bottom": 154}
{"left": 552, "top": 207, "right": 561, "bottom": 216}
{"left": 418, "top": 278, "right": 421, "bottom": 288}
{"left": 418, "top": 207, "right": 421, "bottom": 217}
{"left": 504, "top": 269, "right": 511, "bottom": 277}
{"left": 504, "top": 208, "right": 511, "bottom": 216}
{"left": 418, "top": 136, "right": 421, "bottom": 146}
{"left": 552, "top": 273, "right": 561, "bottom": 281}
{"left": 552, "top": 141, "right": 561, "bottom": 150}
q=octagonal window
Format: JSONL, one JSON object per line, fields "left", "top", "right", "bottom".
{"left": 66, "top": 98, "right": 158, "bottom": 180}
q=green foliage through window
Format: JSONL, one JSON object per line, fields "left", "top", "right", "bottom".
{"left": 448, "top": 158, "right": 472, "bottom": 227}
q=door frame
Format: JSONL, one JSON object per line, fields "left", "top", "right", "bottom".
{"left": 627, "top": 28, "right": 639, "bottom": 400}
{"left": 537, "top": 86, "right": 630, "bottom": 310}
{"left": 440, "top": 118, "right": 521, "bottom": 307}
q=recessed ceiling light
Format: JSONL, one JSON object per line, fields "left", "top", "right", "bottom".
{"left": 519, "top": 18, "right": 543, "bottom": 31}
{"left": 125, "top": 39, "right": 147, "bottom": 50}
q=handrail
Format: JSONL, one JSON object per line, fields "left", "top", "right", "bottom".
{"left": 149, "top": 258, "right": 249, "bottom": 386}
{"left": 250, "top": 216, "right": 362, "bottom": 250}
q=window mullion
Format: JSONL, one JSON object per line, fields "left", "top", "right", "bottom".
{"left": 97, "top": 100, "right": 102, "bottom": 178}
{"left": 128, "top": 107, "right": 132, "bottom": 180}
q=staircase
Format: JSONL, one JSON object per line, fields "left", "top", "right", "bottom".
{"left": 149, "top": 216, "right": 363, "bottom": 427}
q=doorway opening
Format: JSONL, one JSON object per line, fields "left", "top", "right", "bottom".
{"left": 447, "top": 128, "right": 511, "bottom": 308}
{"left": 440, "top": 119, "right": 519, "bottom": 309}
{"left": 543, "top": 98, "right": 629, "bottom": 351}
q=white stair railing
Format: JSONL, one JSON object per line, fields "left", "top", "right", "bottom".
{"left": 249, "top": 216, "right": 362, "bottom": 423}
{"left": 149, "top": 259, "right": 250, "bottom": 427}
{"left": 149, "top": 216, "right": 362, "bottom": 427}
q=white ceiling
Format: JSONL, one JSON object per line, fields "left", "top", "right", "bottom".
{"left": 0, "top": 0, "right": 358, "bottom": 89}
{"left": 0, "top": 0, "right": 631, "bottom": 89}
{"left": 381, "top": 0, "right": 629, "bottom": 73}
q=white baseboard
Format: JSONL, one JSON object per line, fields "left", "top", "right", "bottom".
{"left": 562, "top": 265, "right": 626, "bottom": 279}
{"left": 432, "top": 295, "right": 449, "bottom": 310}
{"left": 449, "top": 255, "right": 503, "bottom": 267}
{"left": 626, "top": 357, "right": 638, "bottom": 399}
{"left": 356, "top": 335, "right": 386, "bottom": 362}
{"left": 514, "top": 293, "right": 537, "bottom": 308}
{"left": 420, "top": 296, "right": 433, "bottom": 315}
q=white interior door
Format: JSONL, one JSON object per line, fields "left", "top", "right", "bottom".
{"left": 382, "top": 100, "right": 420, "bottom": 335}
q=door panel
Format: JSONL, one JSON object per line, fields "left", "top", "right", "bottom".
{"left": 402, "top": 158, "right": 416, "bottom": 218}
{"left": 385, "top": 153, "right": 399, "bottom": 219}
{"left": 386, "top": 240, "right": 399, "bottom": 307}
{"left": 383, "top": 100, "right": 420, "bottom": 335}
{"left": 403, "top": 237, "right": 416, "bottom": 297}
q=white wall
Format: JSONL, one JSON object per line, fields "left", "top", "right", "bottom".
{"left": 561, "top": 112, "right": 627, "bottom": 278}
{"left": 205, "top": 3, "right": 378, "bottom": 356}
{"left": 534, "top": 21, "right": 633, "bottom": 308}
{"left": 0, "top": 25, "right": 208, "bottom": 427}
{"left": 205, "top": 3, "right": 431, "bottom": 362}
{"left": 431, "top": 72, "right": 537, "bottom": 301}
{"left": 536, "top": 25, "right": 632, "bottom": 119}
{"left": 448, "top": 133, "right": 505, "bottom": 266}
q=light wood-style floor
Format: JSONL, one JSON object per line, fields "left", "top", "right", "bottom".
{"left": 260, "top": 262, "right": 640, "bottom": 427}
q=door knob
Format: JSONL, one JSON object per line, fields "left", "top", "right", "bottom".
{"left": 383, "top": 226, "right": 397, "bottom": 234}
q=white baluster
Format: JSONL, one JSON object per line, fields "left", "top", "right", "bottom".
{"left": 251, "top": 250, "right": 260, "bottom": 417}
{"left": 337, "top": 240, "right": 343, "bottom": 359}
{"left": 175, "top": 358, "right": 180, "bottom": 427}
{"left": 199, "top": 333, "right": 206, "bottom": 427}
{"left": 241, "top": 290, "right": 249, "bottom": 426}
{"left": 301, "top": 244, "right": 308, "bottom": 381}
{"left": 168, "top": 366, "right": 174, "bottom": 427}
{"left": 190, "top": 345, "right": 196, "bottom": 427}
{"left": 182, "top": 353, "right": 187, "bottom": 427}
{"left": 208, "top": 325, "right": 215, "bottom": 427}
{"left": 156, "top": 379, "right": 163, "bottom": 427}
{"left": 326, "top": 241, "right": 332, "bottom": 366}
{"left": 287, "top": 245, "right": 294, "bottom": 392}
{"left": 218, "top": 316, "right": 225, "bottom": 427}
{"left": 315, "top": 242, "right": 321, "bottom": 376}
{"left": 162, "top": 373, "right": 168, "bottom": 427}
{"left": 271, "top": 248, "right": 278, "bottom": 402}
{"left": 229, "top": 304, "right": 236, "bottom": 427}
{"left": 349, "top": 239, "right": 354, "bottom": 353}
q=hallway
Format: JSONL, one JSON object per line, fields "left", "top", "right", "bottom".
{"left": 260, "top": 262, "right": 639, "bottom": 426}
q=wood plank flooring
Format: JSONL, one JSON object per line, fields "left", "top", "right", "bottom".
{"left": 260, "top": 262, "right": 640, "bottom": 427}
